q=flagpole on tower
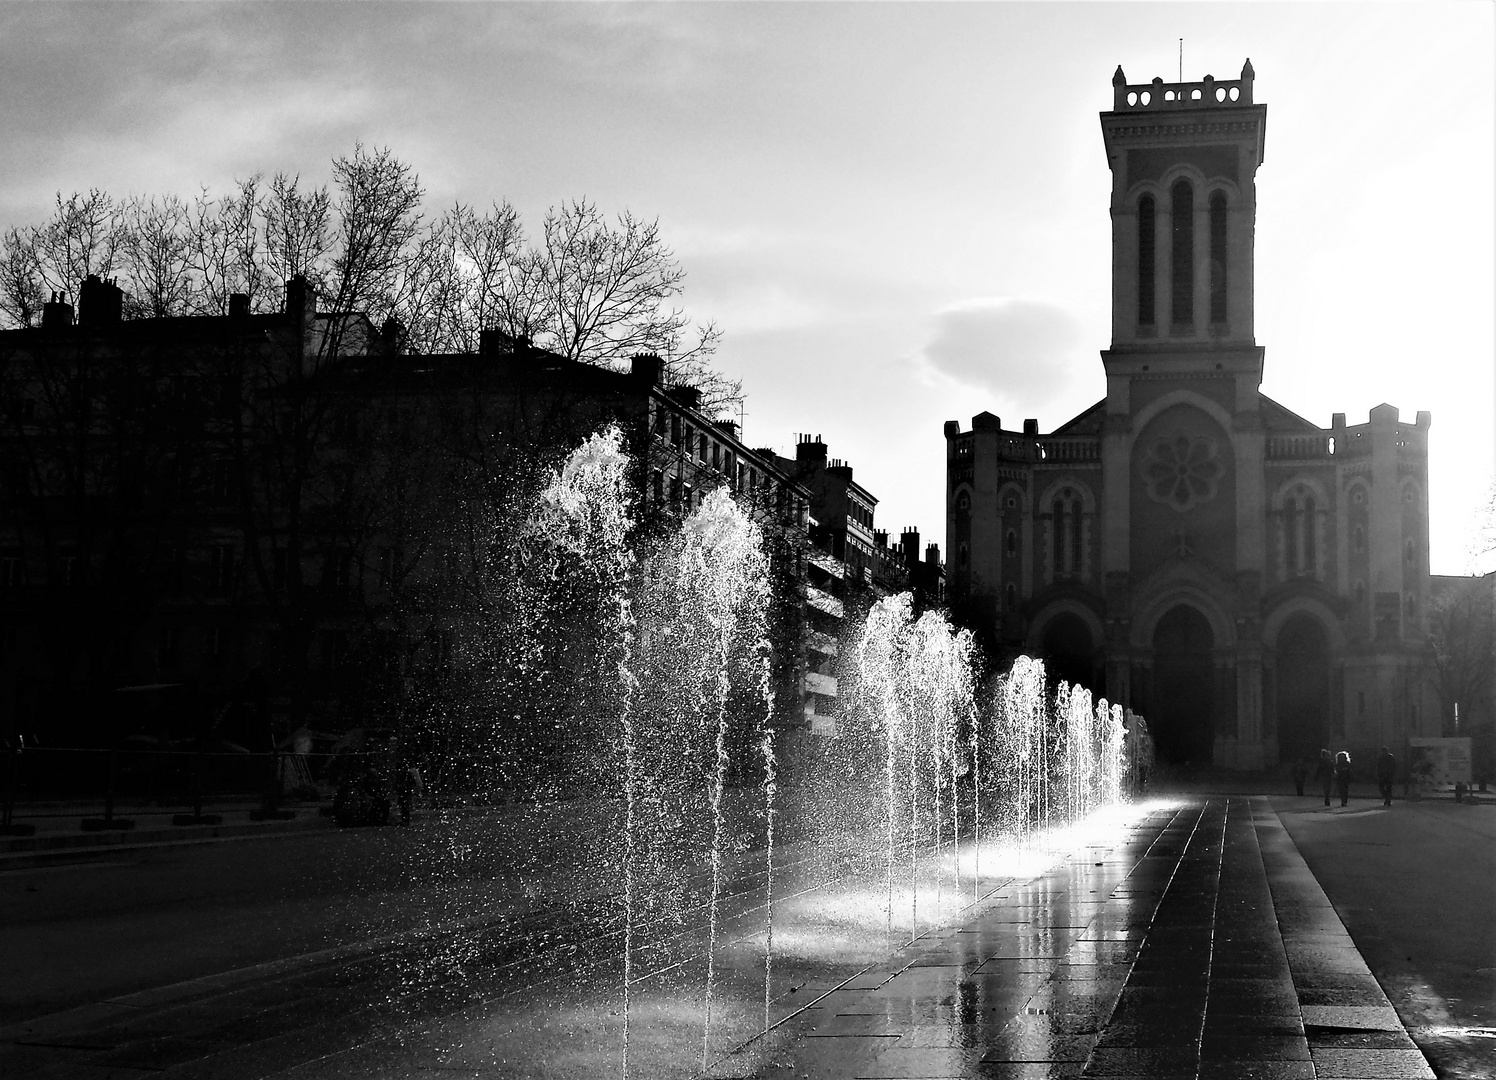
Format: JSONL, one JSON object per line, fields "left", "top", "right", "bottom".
{"left": 1179, "top": 39, "right": 1183, "bottom": 82}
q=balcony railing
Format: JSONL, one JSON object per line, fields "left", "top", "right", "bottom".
{"left": 1266, "top": 435, "right": 1332, "bottom": 460}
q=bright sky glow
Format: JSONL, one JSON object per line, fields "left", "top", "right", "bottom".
{"left": 2, "top": 3, "right": 1490, "bottom": 573}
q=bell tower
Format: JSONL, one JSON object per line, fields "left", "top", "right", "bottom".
{"left": 1100, "top": 60, "right": 1266, "bottom": 359}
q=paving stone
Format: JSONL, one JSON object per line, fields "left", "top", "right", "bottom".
{"left": 1307, "top": 1046, "right": 1437, "bottom": 1078}
{"left": 1303, "top": 1025, "right": 1419, "bottom": 1049}
{"left": 1297, "top": 1004, "right": 1402, "bottom": 1030}
{"left": 1193, "top": 1063, "right": 1316, "bottom": 1079}
{"left": 849, "top": 1044, "right": 986, "bottom": 1076}
{"left": 1198, "top": 1034, "right": 1311, "bottom": 1060}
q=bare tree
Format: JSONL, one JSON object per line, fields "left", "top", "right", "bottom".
{"left": 1428, "top": 574, "right": 1496, "bottom": 732}
{"left": 261, "top": 172, "right": 331, "bottom": 302}
{"left": 120, "top": 194, "right": 192, "bottom": 318}
{"left": 34, "top": 190, "right": 125, "bottom": 304}
{"left": 526, "top": 199, "right": 733, "bottom": 411}
{"left": 185, "top": 177, "right": 267, "bottom": 315}
{"left": 0, "top": 226, "right": 45, "bottom": 327}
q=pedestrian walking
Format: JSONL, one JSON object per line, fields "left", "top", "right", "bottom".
{"left": 1376, "top": 746, "right": 1396, "bottom": 806}
{"left": 1315, "top": 748, "right": 1334, "bottom": 807}
{"left": 1334, "top": 750, "right": 1352, "bottom": 807}
{"left": 1291, "top": 757, "right": 1310, "bottom": 797}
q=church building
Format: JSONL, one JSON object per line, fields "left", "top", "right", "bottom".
{"left": 944, "top": 61, "right": 1439, "bottom": 769}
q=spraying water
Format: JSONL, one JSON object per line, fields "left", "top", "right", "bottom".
{"left": 511, "top": 426, "right": 1141, "bottom": 1077}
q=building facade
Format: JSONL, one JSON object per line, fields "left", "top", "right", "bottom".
{"left": 946, "top": 62, "right": 1438, "bottom": 769}
{"left": 772, "top": 435, "right": 945, "bottom": 737}
{"left": 0, "top": 275, "right": 814, "bottom": 755}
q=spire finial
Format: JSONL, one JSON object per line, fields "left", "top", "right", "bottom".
{"left": 1112, "top": 65, "right": 1126, "bottom": 86}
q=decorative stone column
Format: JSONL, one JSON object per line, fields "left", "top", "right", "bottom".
{"left": 1235, "top": 646, "right": 1266, "bottom": 769}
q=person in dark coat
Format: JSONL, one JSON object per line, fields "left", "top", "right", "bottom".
{"left": 1334, "top": 750, "right": 1352, "bottom": 807}
{"left": 1314, "top": 748, "right": 1334, "bottom": 806}
{"left": 1291, "top": 757, "right": 1310, "bottom": 797}
{"left": 1376, "top": 746, "right": 1396, "bottom": 806}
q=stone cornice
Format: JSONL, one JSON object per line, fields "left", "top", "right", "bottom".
{"left": 1107, "top": 119, "right": 1261, "bottom": 141}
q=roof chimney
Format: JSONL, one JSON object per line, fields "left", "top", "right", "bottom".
{"left": 42, "top": 291, "right": 74, "bottom": 329}
{"left": 77, "top": 275, "right": 123, "bottom": 326}
{"left": 283, "top": 275, "right": 315, "bottom": 324}
{"left": 631, "top": 352, "right": 664, "bottom": 385}
{"left": 796, "top": 434, "right": 828, "bottom": 464}
{"left": 901, "top": 528, "right": 919, "bottom": 566}
{"left": 380, "top": 317, "right": 405, "bottom": 355}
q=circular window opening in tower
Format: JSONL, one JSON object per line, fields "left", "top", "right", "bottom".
{"left": 1006, "top": 495, "right": 1017, "bottom": 509}
{"left": 1140, "top": 91, "right": 1151, "bottom": 105}
{"left": 1215, "top": 87, "right": 1227, "bottom": 102}
{"left": 1127, "top": 91, "right": 1138, "bottom": 106}
{"left": 1229, "top": 87, "right": 1240, "bottom": 101}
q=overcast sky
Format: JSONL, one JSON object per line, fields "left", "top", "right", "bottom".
{"left": 1, "top": 2, "right": 1491, "bottom": 573}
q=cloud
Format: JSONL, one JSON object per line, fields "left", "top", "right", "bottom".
{"left": 915, "top": 297, "right": 1086, "bottom": 404}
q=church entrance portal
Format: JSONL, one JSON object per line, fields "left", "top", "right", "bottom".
{"left": 1275, "top": 615, "right": 1331, "bottom": 765}
{"left": 1041, "top": 613, "right": 1100, "bottom": 696}
{"left": 1150, "top": 605, "right": 1215, "bottom": 764}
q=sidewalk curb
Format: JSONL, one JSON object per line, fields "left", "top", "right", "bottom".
{"left": 0, "top": 814, "right": 338, "bottom": 869}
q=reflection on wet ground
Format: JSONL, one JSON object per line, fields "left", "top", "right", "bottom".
{"left": 706, "top": 797, "right": 1435, "bottom": 1080}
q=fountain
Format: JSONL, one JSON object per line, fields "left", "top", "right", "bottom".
{"left": 371, "top": 424, "right": 1144, "bottom": 1080}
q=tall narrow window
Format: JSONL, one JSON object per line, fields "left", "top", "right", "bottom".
{"left": 1070, "top": 498, "right": 1083, "bottom": 572}
{"left": 1285, "top": 500, "right": 1299, "bottom": 574}
{"left": 1171, "top": 179, "right": 1194, "bottom": 326}
{"left": 1303, "top": 495, "right": 1316, "bottom": 575}
{"left": 1138, "top": 195, "right": 1156, "bottom": 326}
{"left": 1209, "top": 191, "right": 1228, "bottom": 323}
{"left": 1052, "top": 500, "right": 1065, "bottom": 572}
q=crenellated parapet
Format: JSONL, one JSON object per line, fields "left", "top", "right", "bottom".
{"left": 1111, "top": 59, "right": 1255, "bottom": 112}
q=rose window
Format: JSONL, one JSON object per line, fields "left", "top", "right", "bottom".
{"left": 1143, "top": 435, "right": 1223, "bottom": 511}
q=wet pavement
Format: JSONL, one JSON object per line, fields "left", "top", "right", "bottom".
{"left": 0, "top": 796, "right": 1451, "bottom": 1079}
{"left": 713, "top": 797, "right": 1437, "bottom": 1079}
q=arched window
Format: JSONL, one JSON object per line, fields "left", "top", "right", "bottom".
{"left": 1005, "top": 582, "right": 1017, "bottom": 610}
{"left": 1171, "top": 179, "right": 1194, "bottom": 326}
{"left": 1209, "top": 191, "right": 1228, "bottom": 323}
{"left": 1353, "top": 525, "right": 1366, "bottom": 555}
{"left": 958, "top": 543, "right": 969, "bottom": 569}
{"left": 1404, "top": 539, "right": 1416, "bottom": 567}
{"left": 1138, "top": 195, "right": 1156, "bottom": 326}
{"left": 1005, "top": 529, "right": 1017, "bottom": 557}
{"left": 1303, "top": 495, "right": 1316, "bottom": 575}
{"left": 1070, "top": 498, "right": 1083, "bottom": 572}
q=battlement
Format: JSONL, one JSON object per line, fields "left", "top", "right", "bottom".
{"left": 1110, "top": 59, "right": 1255, "bottom": 112}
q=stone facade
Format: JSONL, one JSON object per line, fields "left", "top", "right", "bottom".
{"left": 945, "top": 61, "right": 1439, "bottom": 769}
